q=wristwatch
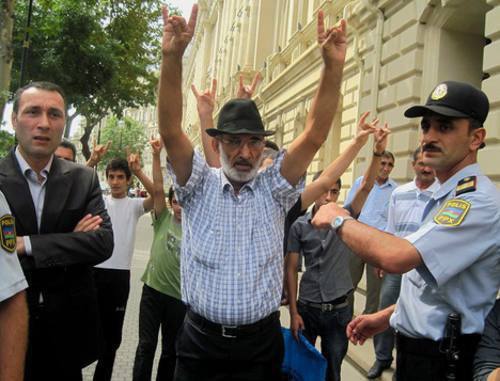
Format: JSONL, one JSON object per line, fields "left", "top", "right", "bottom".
{"left": 330, "top": 215, "right": 354, "bottom": 231}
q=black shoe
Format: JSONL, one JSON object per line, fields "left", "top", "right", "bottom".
{"left": 367, "top": 360, "right": 391, "bottom": 379}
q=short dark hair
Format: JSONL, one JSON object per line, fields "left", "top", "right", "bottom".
{"left": 59, "top": 139, "right": 77, "bottom": 161}
{"left": 412, "top": 147, "right": 421, "bottom": 162}
{"left": 264, "top": 140, "right": 279, "bottom": 151}
{"left": 382, "top": 150, "right": 395, "bottom": 162}
{"left": 168, "top": 186, "right": 175, "bottom": 203}
{"left": 105, "top": 158, "right": 131, "bottom": 180}
{"left": 468, "top": 118, "right": 482, "bottom": 130}
{"left": 468, "top": 118, "right": 486, "bottom": 149}
{"left": 12, "top": 81, "right": 67, "bottom": 114}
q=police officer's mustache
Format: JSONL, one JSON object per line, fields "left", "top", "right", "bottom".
{"left": 422, "top": 143, "right": 442, "bottom": 152}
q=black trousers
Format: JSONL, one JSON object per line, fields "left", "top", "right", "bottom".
{"left": 93, "top": 268, "right": 130, "bottom": 381}
{"left": 133, "top": 284, "right": 186, "bottom": 381}
{"left": 174, "top": 311, "right": 284, "bottom": 381}
{"left": 395, "top": 333, "right": 480, "bottom": 381}
{"left": 25, "top": 296, "right": 85, "bottom": 381}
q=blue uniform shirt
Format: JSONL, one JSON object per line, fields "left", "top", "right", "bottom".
{"left": 390, "top": 163, "right": 500, "bottom": 340}
{"left": 345, "top": 176, "right": 398, "bottom": 231}
{"left": 0, "top": 191, "right": 28, "bottom": 302}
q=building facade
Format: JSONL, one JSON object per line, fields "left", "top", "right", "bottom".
{"left": 181, "top": 0, "right": 500, "bottom": 196}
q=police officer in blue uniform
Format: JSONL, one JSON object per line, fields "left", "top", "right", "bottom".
{"left": 0, "top": 190, "right": 28, "bottom": 380}
{"left": 311, "top": 81, "right": 500, "bottom": 381}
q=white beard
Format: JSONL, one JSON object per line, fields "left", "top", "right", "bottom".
{"left": 219, "top": 144, "right": 262, "bottom": 183}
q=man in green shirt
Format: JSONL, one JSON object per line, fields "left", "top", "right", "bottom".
{"left": 133, "top": 139, "right": 185, "bottom": 381}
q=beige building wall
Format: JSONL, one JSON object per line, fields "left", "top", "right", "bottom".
{"left": 181, "top": 0, "right": 499, "bottom": 192}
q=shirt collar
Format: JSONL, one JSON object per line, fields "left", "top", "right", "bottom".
{"left": 412, "top": 178, "right": 440, "bottom": 195}
{"left": 376, "top": 177, "right": 397, "bottom": 189}
{"left": 220, "top": 169, "right": 257, "bottom": 194}
{"left": 15, "top": 146, "right": 53, "bottom": 178}
{"left": 431, "top": 163, "right": 481, "bottom": 200}
{"left": 306, "top": 209, "right": 314, "bottom": 223}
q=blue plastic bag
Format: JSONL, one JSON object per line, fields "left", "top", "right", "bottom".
{"left": 281, "top": 327, "right": 327, "bottom": 381}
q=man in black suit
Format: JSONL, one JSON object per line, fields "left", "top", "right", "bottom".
{"left": 0, "top": 81, "right": 114, "bottom": 380}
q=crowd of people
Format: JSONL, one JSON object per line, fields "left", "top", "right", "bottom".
{"left": 0, "top": 3, "right": 499, "bottom": 381}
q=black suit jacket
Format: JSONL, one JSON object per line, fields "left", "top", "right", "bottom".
{"left": 0, "top": 150, "right": 113, "bottom": 373}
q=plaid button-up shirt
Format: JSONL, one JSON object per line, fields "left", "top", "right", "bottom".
{"left": 170, "top": 150, "right": 302, "bottom": 325}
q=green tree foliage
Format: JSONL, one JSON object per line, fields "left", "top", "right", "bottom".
{"left": 0, "top": 130, "right": 15, "bottom": 159}
{"left": 10, "top": 0, "right": 177, "bottom": 159}
{"left": 0, "top": 0, "right": 16, "bottom": 116}
{"left": 97, "top": 115, "right": 147, "bottom": 168}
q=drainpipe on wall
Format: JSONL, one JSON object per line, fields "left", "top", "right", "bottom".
{"left": 361, "top": 0, "right": 384, "bottom": 117}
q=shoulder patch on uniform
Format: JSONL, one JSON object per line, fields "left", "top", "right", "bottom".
{"left": 455, "top": 176, "right": 476, "bottom": 196}
{"left": 434, "top": 199, "right": 470, "bottom": 226}
{"left": 0, "top": 214, "right": 16, "bottom": 253}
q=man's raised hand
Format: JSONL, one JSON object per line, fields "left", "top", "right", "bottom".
{"left": 374, "top": 122, "right": 391, "bottom": 155}
{"left": 355, "top": 111, "right": 379, "bottom": 146}
{"left": 161, "top": 4, "right": 198, "bottom": 57}
{"left": 317, "top": 10, "right": 347, "bottom": 66}
{"left": 191, "top": 78, "right": 217, "bottom": 117}
{"left": 87, "top": 138, "right": 111, "bottom": 167}
{"left": 149, "top": 137, "right": 163, "bottom": 156}
{"left": 236, "top": 72, "right": 262, "bottom": 99}
{"left": 126, "top": 147, "right": 142, "bottom": 173}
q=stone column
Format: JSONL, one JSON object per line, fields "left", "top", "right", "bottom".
{"left": 244, "top": 0, "right": 259, "bottom": 69}
{"left": 481, "top": 1, "right": 500, "bottom": 182}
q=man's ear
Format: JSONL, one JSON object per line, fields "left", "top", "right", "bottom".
{"left": 11, "top": 112, "right": 18, "bottom": 130}
{"left": 470, "top": 127, "right": 486, "bottom": 151}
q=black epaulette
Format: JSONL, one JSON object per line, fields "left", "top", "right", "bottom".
{"left": 455, "top": 176, "right": 477, "bottom": 196}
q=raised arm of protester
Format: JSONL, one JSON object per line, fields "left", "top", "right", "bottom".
{"left": 86, "top": 138, "right": 111, "bottom": 167}
{"left": 299, "top": 111, "right": 378, "bottom": 211}
{"left": 236, "top": 72, "right": 262, "bottom": 99}
{"left": 348, "top": 119, "right": 391, "bottom": 217}
{"left": 281, "top": 11, "right": 347, "bottom": 185}
{"left": 127, "top": 148, "right": 154, "bottom": 212}
{"left": 149, "top": 137, "right": 167, "bottom": 217}
{"left": 191, "top": 79, "right": 220, "bottom": 168}
{"left": 158, "top": 4, "right": 198, "bottom": 185}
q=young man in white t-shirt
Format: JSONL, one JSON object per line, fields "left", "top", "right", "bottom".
{"left": 93, "top": 156, "right": 154, "bottom": 381}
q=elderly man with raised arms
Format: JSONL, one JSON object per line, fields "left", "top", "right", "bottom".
{"left": 158, "top": 3, "right": 347, "bottom": 381}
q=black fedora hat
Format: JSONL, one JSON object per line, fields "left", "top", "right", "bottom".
{"left": 206, "top": 99, "right": 275, "bottom": 137}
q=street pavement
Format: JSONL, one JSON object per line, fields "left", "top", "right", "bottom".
{"left": 83, "top": 214, "right": 365, "bottom": 380}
